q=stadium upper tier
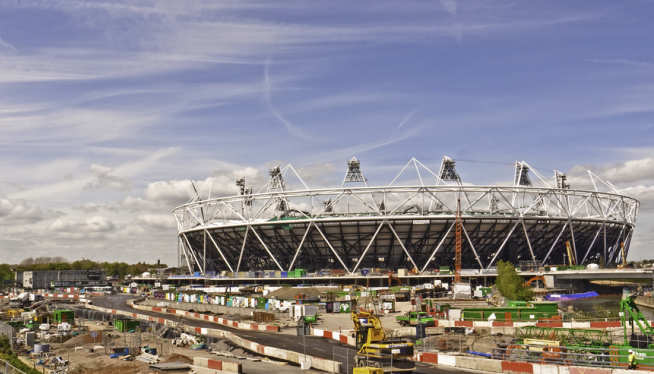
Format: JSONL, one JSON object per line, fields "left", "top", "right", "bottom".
{"left": 172, "top": 158, "right": 639, "bottom": 274}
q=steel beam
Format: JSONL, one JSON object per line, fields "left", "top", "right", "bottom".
{"left": 387, "top": 222, "right": 419, "bottom": 271}
{"left": 461, "top": 223, "right": 484, "bottom": 269}
{"left": 421, "top": 222, "right": 455, "bottom": 273}
{"left": 311, "top": 222, "right": 351, "bottom": 274}
{"left": 249, "top": 226, "right": 284, "bottom": 271}
{"left": 487, "top": 221, "right": 520, "bottom": 269}
{"left": 288, "top": 224, "right": 312, "bottom": 271}
{"left": 204, "top": 229, "right": 235, "bottom": 273}
{"left": 541, "top": 223, "right": 568, "bottom": 265}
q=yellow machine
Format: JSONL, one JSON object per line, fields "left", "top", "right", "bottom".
{"left": 351, "top": 310, "right": 415, "bottom": 372}
{"left": 353, "top": 368, "right": 384, "bottom": 374}
{"left": 5, "top": 309, "right": 23, "bottom": 319}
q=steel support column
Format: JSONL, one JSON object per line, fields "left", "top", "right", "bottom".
{"left": 487, "top": 221, "right": 520, "bottom": 269}
{"left": 421, "top": 222, "right": 455, "bottom": 273}
{"left": 351, "top": 222, "right": 385, "bottom": 273}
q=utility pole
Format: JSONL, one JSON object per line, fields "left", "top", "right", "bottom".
{"left": 455, "top": 195, "right": 462, "bottom": 284}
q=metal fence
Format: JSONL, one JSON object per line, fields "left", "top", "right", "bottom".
{"left": 490, "top": 344, "right": 647, "bottom": 369}
{"left": 0, "top": 359, "right": 28, "bottom": 374}
{"left": 0, "top": 322, "right": 14, "bottom": 351}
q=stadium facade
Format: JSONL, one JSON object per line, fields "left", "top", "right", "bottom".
{"left": 172, "top": 157, "right": 639, "bottom": 275}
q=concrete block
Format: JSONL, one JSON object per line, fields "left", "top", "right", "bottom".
{"left": 438, "top": 354, "right": 456, "bottom": 367}
{"left": 456, "top": 356, "right": 502, "bottom": 372}
{"left": 568, "top": 367, "right": 611, "bottom": 374}
{"left": 533, "top": 364, "right": 557, "bottom": 374}
{"left": 190, "top": 366, "right": 220, "bottom": 374}
{"left": 193, "top": 357, "right": 209, "bottom": 367}
{"left": 570, "top": 321, "right": 590, "bottom": 329}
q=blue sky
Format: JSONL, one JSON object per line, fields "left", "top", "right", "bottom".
{"left": 0, "top": 0, "right": 653, "bottom": 264}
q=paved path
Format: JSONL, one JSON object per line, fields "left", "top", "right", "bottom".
{"left": 90, "top": 295, "right": 478, "bottom": 374}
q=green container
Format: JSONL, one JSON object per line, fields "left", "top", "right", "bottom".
{"left": 52, "top": 310, "right": 75, "bottom": 324}
{"left": 114, "top": 318, "right": 139, "bottom": 332}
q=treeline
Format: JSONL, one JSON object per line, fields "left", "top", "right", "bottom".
{"left": 7, "top": 257, "right": 168, "bottom": 280}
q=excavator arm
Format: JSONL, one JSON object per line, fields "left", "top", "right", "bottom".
{"left": 621, "top": 294, "right": 654, "bottom": 345}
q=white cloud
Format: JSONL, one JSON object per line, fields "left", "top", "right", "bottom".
{"left": 440, "top": 0, "right": 457, "bottom": 16}
{"left": 144, "top": 179, "right": 195, "bottom": 205}
{"left": 137, "top": 214, "right": 176, "bottom": 230}
{"left": 0, "top": 198, "right": 44, "bottom": 222}
{"left": 50, "top": 215, "right": 115, "bottom": 233}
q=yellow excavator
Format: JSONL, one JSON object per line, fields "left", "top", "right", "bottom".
{"left": 351, "top": 310, "right": 415, "bottom": 372}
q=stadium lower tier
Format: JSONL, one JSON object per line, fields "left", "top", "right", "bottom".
{"left": 178, "top": 217, "right": 632, "bottom": 274}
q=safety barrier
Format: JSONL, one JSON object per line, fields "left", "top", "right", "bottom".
{"left": 310, "top": 327, "right": 356, "bottom": 346}
{"left": 193, "top": 356, "right": 242, "bottom": 374}
{"left": 434, "top": 319, "right": 624, "bottom": 329}
{"left": 130, "top": 300, "right": 280, "bottom": 332}
{"left": 84, "top": 303, "right": 340, "bottom": 373}
{"left": 414, "top": 351, "right": 654, "bottom": 374}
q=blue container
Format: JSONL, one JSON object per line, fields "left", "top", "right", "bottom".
{"left": 281, "top": 271, "right": 288, "bottom": 278}
{"left": 361, "top": 269, "right": 370, "bottom": 276}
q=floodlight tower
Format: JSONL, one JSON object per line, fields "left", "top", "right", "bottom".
{"left": 342, "top": 157, "right": 368, "bottom": 186}
{"left": 439, "top": 156, "right": 461, "bottom": 184}
{"left": 268, "top": 166, "right": 287, "bottom": 211}
{"left": 514, "top": 161, "right": 532, "bottom": 186}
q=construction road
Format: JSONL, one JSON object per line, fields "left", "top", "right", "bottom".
{"left": 90, "top": 295, "right": 478, "bottom": 374}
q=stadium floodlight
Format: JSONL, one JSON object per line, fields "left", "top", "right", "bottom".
{"left": 343, "top": 156, "right": 367, "bottom": 186}
{"left": 514, "top": 161, "right": 532, "bottom": 186}
{"left": 439, "top": 156, "right": 460, "bottom": 183}
{"left": 555, "top": 171, "right": 569, "bottom": 189}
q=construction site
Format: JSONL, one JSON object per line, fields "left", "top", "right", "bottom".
{"left": 0, "top": 156, "right": 649, "bottom": 374}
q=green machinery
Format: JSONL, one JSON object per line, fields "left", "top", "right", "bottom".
{"left": 516, "top": 326, "right": 611, "bottom": 347}
{"left": 462, "top": 301, "right": 558, "bottom": 321}
{"left": 608, "top": 293, "right": 654, "bottom": 368}
{"left": 396, "top": 311, "right": 435, "bottom": 327}
{"left": 509, "top": 293, "right": 654, "bottom": 369}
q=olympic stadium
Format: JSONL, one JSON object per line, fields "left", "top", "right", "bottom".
{"left": 172, "top": 157, "right": 639, "bottom": 275}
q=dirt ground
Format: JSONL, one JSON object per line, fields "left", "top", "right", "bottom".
{"left": 37, "top": 319, "right": 323, "bottom": 374}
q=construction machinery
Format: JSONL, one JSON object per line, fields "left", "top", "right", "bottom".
{"left": 498, "top": 292, "right": 654, "bottom": 369}
{"left": 395, "top": 311, "right": 435, "bottom": 327}
{"left": 605, "top": 291, "right": 654, "bottom": 368}
{"left": 351, "top": 310, "right": 415, "bottom": 372}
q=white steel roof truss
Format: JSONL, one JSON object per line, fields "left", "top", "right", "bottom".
{"left": 311, "top": 222, "right": 351, "bottom": 274}
{"left": 287, "top": 224, "right": 312, "bottom": 271}
{"left": 351, "top": 221, "right": 385, "bottom": 273}
{"left": 421, "top": 221, "right": 455, "bottom": 273}
{"left": 487, "top": 221, "right": 520, "bottom": 269}
{"left": 204, "top": 229, "right": 234, "bottom": 273}
{"left": 581, "top": 227, "right": 602, "bottom": 264}
{"left": 236, "top": 226, "right": 249, "bottom": 273}
{"left": 521, "top": 220, "right": 537, "bottom": 262}
{"left": 461, "top": 223, "right": 484, "bottom": 269}
{"left": 249, "top": 226, "right": 284, "bottom": 271}
{"left": 387, "top": 222, "right": 418, "bottom": 271}
{"left": 182, "top": 232, "right": 204, "bottom": 274}
{"left": 541, "top": 222, "right": 568, "bottom": 265}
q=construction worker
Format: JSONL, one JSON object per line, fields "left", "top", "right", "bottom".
{"left": 628, "top": 349, "right": 637, "bottom": 369}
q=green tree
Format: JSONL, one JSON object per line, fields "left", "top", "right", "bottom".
{"left": 495, "top": 260, "right": 533, "bottom": 301}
